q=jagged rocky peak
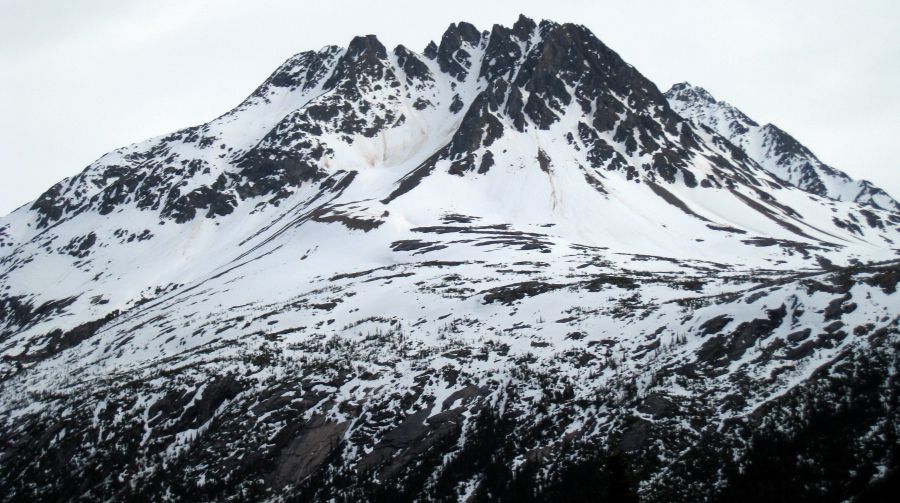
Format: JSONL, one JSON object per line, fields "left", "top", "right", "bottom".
{"left": 473, "top": 15, "right": 684, "bottom": 139}
{"left": 479, "top": 18, "right": 534, "bottom": 82}
{"left": 18, "top": 15, "right": 802, "bottom": 232}
{"left": 261, "top": 45, "right": 342, "bottom": 93}
{"left": 346, "top": 34, "right": 387, "bottom": 58}
{"left": 666, "top": 82, "right": 759, "bottom": 133}
{"left": 17, "top": 15, "right": 900, "bottom": 235}
{"left": 511, "top": 13, "right": 538, "bottom": 37}
{"left": 392, "top": 44, "right": 432, "bottom": 84}
{"left": 325, "top": 34, "right": 394, "bottom": 89}
{"left": 666, "top": 82, "right": 900, "bottom": 211}
{"left": 379, "top": 15, "right": 727, "bottom": 190}
{"left": 431, "top": 20, "right": 485, "bottom": 81}
{"left": 667, "top": 82, "right": 717, "bottom": 105}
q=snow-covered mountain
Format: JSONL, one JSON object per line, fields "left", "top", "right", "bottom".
{"left": 666, "top": 82, "right": 900, "bottom": 212}
{"left": 1, "top": 15, "right": 898, "bottom": 502}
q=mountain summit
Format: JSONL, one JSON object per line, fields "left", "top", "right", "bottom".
{"left": 2, "top": 15, "right": 899, "bottom": 502}
{"left": 665, "top": 82, "right": 900, "bottom": 211}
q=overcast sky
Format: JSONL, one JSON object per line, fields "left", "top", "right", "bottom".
{"left": 1, "top": 0, "right": 898, "bottom": 216}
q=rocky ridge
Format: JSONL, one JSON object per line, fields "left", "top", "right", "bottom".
{"left": 665, "top": 82, "right": 900, "bottom": 212}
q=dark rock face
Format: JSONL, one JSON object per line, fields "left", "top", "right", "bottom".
{"left": 30, "top": 184, "right": 67, "bottom": 227}
{"left": 235, "top": 149, "right": 325, "bottom": 199}
{"left": 446, "top": 93, "right": 505, "bottom": 175}
{"left": 394, "top": 45, "right": 432, "bottom": 84}
{"left": 255, "top": 47, "right": 342, "bottom": 95}
{"left": 325, "top": 35, "right": 390, "bottom": 89}
{"left": 761, "top": 124, "right": 834, "bottom": 197}
{"left": 480, "top": 21, "right": 531, "bottom": 82}
{"left": 62, "top": 232, "right": 97, "bottom": 258}
{"left": 435, "top": 22, "right": 482, "bottom": 81}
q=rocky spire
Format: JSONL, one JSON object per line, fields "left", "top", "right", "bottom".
{"left": 324, "top": 34, "right": 390, "bottom": 88}
{"left": 436, "top": 21, "right": 484, "bottom": 81}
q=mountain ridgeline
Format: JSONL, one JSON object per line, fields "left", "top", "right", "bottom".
{"left": 1, "top": 15, "right": 898, "bottom": 503}
{"left": 665, "top": 82, "right": 900, "bottom": 212}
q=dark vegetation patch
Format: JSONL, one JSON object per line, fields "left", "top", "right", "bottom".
{"left": 0, "top": 295, "right": 79, "bottom": 338}
{"left": 482, "top": 281, "right": 564, "bottom": 305}
{"left": 696, "top": 305, "right": 786, "bottom": 367}
{"left": 2, "top": 309, "right": 120, "bottom": 372}
{"left": 741, "top": 237, "right": 829, "bottom": 258}
{"left": 699, "top": 315, "right": 733, "bottom": 335}
{"left": 580, "top": 274, "right": 638, "bottom": 291}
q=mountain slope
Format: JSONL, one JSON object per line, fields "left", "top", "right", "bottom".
{"left": 665, "top": 82, "right": 900, "bottom": 212}
{"left": 1, "top": 15, "right": 899, "bottom": 503}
